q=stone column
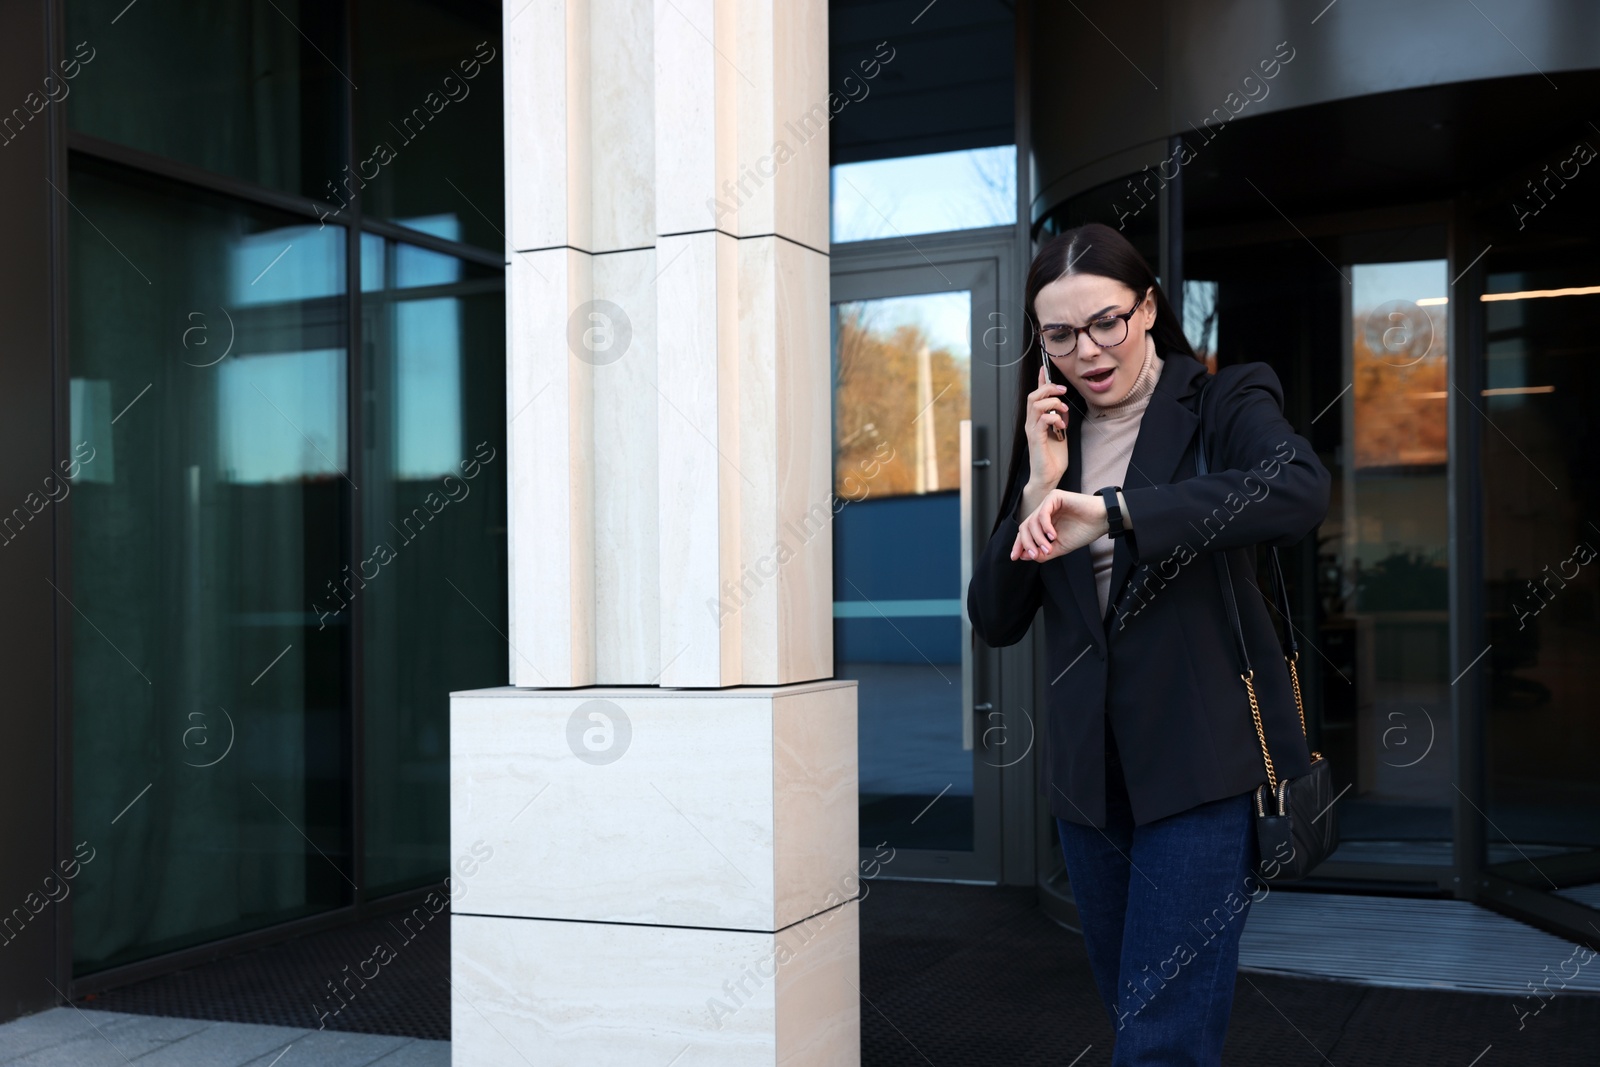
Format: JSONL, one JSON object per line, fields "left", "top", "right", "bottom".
{"left": 451, "top": 1, "right": 857, "bottom": 1062}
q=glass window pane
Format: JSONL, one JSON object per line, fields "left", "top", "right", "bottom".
{"left": 830, "top": 146, "right": 1016, "bottom": 243}
{"left": 361, "top": 236, "right": 507, "bottom": 893}
{"left": 65, "top": 1, "right": 346, "bottom": 200}
{"left": 67, "top": 159, "right": 350, "bottom": 974}
{"left": 1325, "top": 257, "right": 1453, "bottom": 863}
{"left": 1181, "top": 221, "right": 1455, "bottom": 870}
{"left": 1183, "top": 278, "right": 1219, "bottom": 370}
{"left": 1482, "top": 257, "right": 1600, "bottom": 904}
{"left": 832, "top": 292, "right": 972, "bottom": 850}
{"left": 355, "top": 0, "right": 503, "bottom": 252}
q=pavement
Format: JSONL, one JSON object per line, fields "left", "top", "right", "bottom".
{"left": 0, "top": 1008, "right": 447, "bottom": 1066}
{"left": 7, "top": 879, "right": 1595, "bottom": 1065}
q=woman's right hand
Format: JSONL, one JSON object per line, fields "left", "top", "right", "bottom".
{"left": 1018, "top": 362, "right": 1070, "bottom": 518}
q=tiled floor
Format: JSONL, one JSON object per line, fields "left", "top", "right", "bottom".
{"left": 0, "top": 1008, "right": 448, "bottom": 1066}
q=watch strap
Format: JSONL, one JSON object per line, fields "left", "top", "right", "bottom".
{"left": 1098, "top": 485, "right": 1126, "bottom": 538}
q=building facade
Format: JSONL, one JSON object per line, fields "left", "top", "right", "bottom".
{"left": 0, "top": 0, "right": 508, "bottom": 1017}
{"left": 0, "top": 0, "right": 1596, "bottom": 1058}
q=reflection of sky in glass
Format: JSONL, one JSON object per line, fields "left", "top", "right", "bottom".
{"left": 230, "top": 225, "right": 344, "bottom": 306}
{"left": 839, "top": 291, "right": 971, "bottom": 360}
{"left": 1183, "top": 279, "right": 1219, "bottom": 356}
{"left": 360, "top": 232, "right": 385, "bottom": 292}
{"left": 396, "top": 213, "right": 462, "bottom": 242}
{"left": 394, "top": 299, "right": 463, "bottom": 478}
{"left": 1352, "top": 260, "right": 1446, "bottom": 313}
{"left": 831, "top": 146, "right": 1016, "bottom": 243}
{"left": 396, "top": 242, "right": 463, "bottom": 288}
{"left": 218, "top": 349, "right": 346, "bottom": 483}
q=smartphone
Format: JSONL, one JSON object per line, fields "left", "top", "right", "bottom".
{"left": 1042, "top": 354, "right": 1066, "bottom": 441}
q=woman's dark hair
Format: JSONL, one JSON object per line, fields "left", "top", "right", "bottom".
{"left": 995, "top": 222, "right": 1199, "bottom": 533}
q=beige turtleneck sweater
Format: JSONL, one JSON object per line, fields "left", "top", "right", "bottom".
{"left": 1079, "top": 339, "right": 1164, "bottom": 617}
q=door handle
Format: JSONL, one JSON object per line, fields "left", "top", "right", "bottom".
{"left": 960, "top": 419, "right": 974, "bottom": 751}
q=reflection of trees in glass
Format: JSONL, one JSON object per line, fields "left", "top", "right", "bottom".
{"left": 1352, "top": 312, "right": 1448, "bottom": 468}
{"left": 965, "top": 149, "right": 1015, "bottom": 229}
{"left": 835, "top": 306, "right": 970, "bottom": 498}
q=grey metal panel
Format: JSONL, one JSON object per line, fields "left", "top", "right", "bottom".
{"left": 0, "top": 0, "right": 66, "bottom": 1022}
{"left": 829, "top": 0, "right": 1015, "bottom": 165}
{"left": 1031, "top": 0, "right": 1600, "bottom": 214}
{"left": 1166, "top": 0, "right": 1599, "bottom": 122}
{"left": 1031, "top": 0, "right": 1169, "bottom": 214}
{"left": 832, "top": 227, "right": 1015, "bottom": 885}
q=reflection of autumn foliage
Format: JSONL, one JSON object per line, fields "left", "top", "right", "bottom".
{"left": 1352, "top": 318, "right": 1448, "bottom": 468}
{"left": 835, "top": 307, "right": 970, "bottom": 496}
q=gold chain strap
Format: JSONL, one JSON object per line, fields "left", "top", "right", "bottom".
{"left": 1241, "top": 669, "right": 1278, "bottom": 792}
{"left": 1287, "top": 651, "right": 1307, "bottom": 736}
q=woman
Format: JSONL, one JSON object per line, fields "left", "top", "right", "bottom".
{"left": 966, "top": 223, "right": 1330, "bottom": 1064}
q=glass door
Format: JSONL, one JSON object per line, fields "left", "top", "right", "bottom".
{"left": 1474, "top": 224, "right": 1600, "bottom": 929}
{"left": 1184, "top": 221, "right": 1462, "bottom": 883}
{"left": 830, "top": 234, "right": 1012, "bottom": 882}
{"left": 1323, "top": 253, "right": 1457, "bottom": 869}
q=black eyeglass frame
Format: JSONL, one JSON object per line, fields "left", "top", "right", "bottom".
{"left": 1037, "top": 287, "right": 1152, "bottom": 359}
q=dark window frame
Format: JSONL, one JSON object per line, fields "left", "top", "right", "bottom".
{"left": 50, "top": 0, "right": 506, "bottom": 995}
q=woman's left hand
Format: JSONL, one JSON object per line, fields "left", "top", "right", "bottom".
{"left": 1011, "top": 489, "right": 1108, "bottom": 562}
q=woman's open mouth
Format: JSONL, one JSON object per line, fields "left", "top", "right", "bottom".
{"left": 1082, "top": 366, "right": 1116, "bottom": 393}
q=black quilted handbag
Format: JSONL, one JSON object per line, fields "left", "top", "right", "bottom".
{"left": 1195, "top": 378, "right": 1339, "bottom": 882}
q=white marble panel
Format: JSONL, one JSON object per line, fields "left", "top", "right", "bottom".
{"left": 504, "top": 0, "right": 583, "bottom": 251}
{"left": 735, "top": 0, "right": 828, "bottom": 250}
{"left": 770, "top": 0, "right": 829, "bottom": 250}
{"left": 735, "top": 235, "right": 780, "bottom": 679}
{"left": 732, "top": 0, "right": 774, "bottom": 237}
{"left": 772, "top": 238, "right": 833, "bottom": 681}
{"left": 506, "top": 249, "right": 595, "bottom": 687}
{"left": 590, "top": 0, "right": 656, "bottom": 251}
{"left": 655, "top": 0, "right": 738, "bottom": 236}
{"left": 565, "top": 0, "right": 593, "bottom": 252}
{"left": 452, "top": 903, "right": 859, "bottom": 1067}
{"left": 450, "top": 680, "right": 856, "bottom": 928}
{"left": 656, "top": 230, "right": 741, "bottom": 686}
{"left": 733, "top": 238, "right": 832, "bottom": 684}
{"left": 591, "top": 248, "right": 660, "bottom": 683}
{"left": 770, "top": 683, "right": 857, "bottom": 928}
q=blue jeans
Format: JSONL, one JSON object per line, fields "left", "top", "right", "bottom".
{"left": 1056, "top": 729, "right": 1261, "bottom": 1066}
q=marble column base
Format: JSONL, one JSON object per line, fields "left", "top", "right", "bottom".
{"left": 452, "top": 902, "right": 860, "bottom": 1066}
{"left": 450, "top": 679, "right": 860, "bottom": 1064}
{"left": 450, "top": 680, "right": 857, "bottom": 929}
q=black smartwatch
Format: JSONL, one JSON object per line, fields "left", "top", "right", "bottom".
{"left": 1097, "top": 485, "right": 1128, "bottom": 539}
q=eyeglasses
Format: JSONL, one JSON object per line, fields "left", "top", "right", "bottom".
{"left": 1038, "top": 289, "right": 1150, "bottom": 358}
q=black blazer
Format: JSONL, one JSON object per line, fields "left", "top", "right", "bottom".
{"left": 967, "top": 354, "right": 1331, "bottom": 828}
